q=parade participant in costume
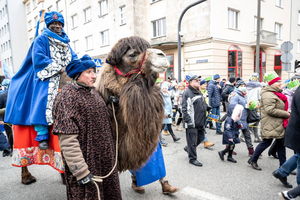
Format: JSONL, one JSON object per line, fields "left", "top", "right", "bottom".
{"left": 4, "top": 11, "right": 77, "bottom": 184}
{"left": 130, "top": 143, "right": 178, "bottom": 195}
{"left": 53, "top": 55, "right": 122, "bottom": 200}
{"left": 248, "top": 72, "right": 289, "bottom": 171}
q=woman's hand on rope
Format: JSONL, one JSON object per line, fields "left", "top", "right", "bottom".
{"left": 77, "top": 173, "right": 94, "bottom": 186}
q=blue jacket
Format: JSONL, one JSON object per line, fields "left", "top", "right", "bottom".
{"left": 229, "top": 90, "right": 248, "bottom": 129}
{"left": 222, "top": 103, "right": 241, "bottom": 145}
{"left": 208, "top": 81, "right": 222, "bottom": 108}
{"left": 5, "top": 31, "right": 77, "bottom": 126}
{"left": 162, "top": 92, "right": 173, "bottom": 124}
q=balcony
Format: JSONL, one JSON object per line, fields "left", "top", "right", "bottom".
{"left": 250, "top": 30, "right": 277, "bottom": 47}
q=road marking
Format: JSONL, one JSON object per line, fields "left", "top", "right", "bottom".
{"left": 181, "top": 186, "right": 232, "bottom": 200}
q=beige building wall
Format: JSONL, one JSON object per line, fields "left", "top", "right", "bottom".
{"left": 20, "top": 0, "right": 298, "bottom": 81}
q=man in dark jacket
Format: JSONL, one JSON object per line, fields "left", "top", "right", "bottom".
{"left": 276, "top": 86, "right": 300, "bottom": 198}
{"left": 182, "top": 75, "right": 208, "bottom": 167}
{"left": 208, "top": 74, "right": 223, "bottom": 134}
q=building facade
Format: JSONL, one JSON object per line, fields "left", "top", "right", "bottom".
{"left": 0, "top": 0, "right": 27, "bottom": 75}
{"left": 21, "top": 0, "right": 300, "bottom": 81}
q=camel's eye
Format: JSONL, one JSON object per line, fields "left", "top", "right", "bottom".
{"left": 129, "top": 53, "right": 137, "bottom": 58}
{"left": 157, "top": 53, "right": 164, "bottom": 56}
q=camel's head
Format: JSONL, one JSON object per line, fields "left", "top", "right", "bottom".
{"left": 106, "top": 36, "right": 169, "bottom": 76}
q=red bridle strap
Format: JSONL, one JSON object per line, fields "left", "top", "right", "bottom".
{"left": 113, "top": 52, "right": 147, "bottom": 77}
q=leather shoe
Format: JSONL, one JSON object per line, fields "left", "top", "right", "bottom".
{"left": 218, "top": 151, "right": 225, "bottom": 161}
{"left": 250, "top": 162, "right": 262, "bottom": 170}
{"left": 184, "top": 146, "right": 188, "bottom": 153}
{"left": 173, "top": 137, "right": 181, "bottom": 142}
{"left": 189, "top": 160, "right": 203, "bottom": 167}
{"left": 227, "top": 157, "right": 237, "bottom": 163}
{"left": 272, "top": 171, "right": 293, "bottom": 188}
{"left": 216, "top": 131, "right": 223, "bottom": 135}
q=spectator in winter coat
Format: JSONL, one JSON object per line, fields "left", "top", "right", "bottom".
{"left": 218, "top": 103, "right": 244, "bottom": 163}
{"left": 248, "top": 72, "right": 290, "bottom": 171}
{"left": 272, "top": 80, "right": 300, "bottom": 189}
{"left": 199, "top": 80, "right": 214, "bottom": 149}
{"left": 221, "top": 77, "right": 236, "bottom": 111}
{"left": 208, "top": 74, "right": 223, "bottom": 134}
{"left": 160, "top": 85, "right": 181, "bottom": 145}
{"left": 182, "top": 75, "right": 209, "bottom": 167}
{"left": 246, "top": 73, "right": 262, "bottom": 143}
{"left": 229, "top": 80, "right": 254, "bottom": 157}
{"left": 278, "top": 85, "right": 300, "bottom": 199}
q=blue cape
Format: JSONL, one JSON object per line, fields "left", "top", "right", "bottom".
{"left": 5, "top": 30, "right": 76, "bottom": 125}
{"left": 131, "top": 143, "right": 166, "bottom": 186}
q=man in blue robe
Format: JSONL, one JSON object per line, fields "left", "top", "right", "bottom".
{"left": 4, "top": 11, "right": 77, "bottom": 183}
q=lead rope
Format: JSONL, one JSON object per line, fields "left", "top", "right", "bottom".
{"left": 92, "top": 102, "right": 119, "bottom": 200}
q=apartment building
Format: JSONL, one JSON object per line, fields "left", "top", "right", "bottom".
{"left": 0, "top": 0, "right": 27, "bottom": 74}
{"left": 22, "top": 0, "right": 300, "bottom": 81}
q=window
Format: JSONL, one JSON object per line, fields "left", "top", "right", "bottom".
{"left": 85, "top": 35, "right": 93, "bottom": 50}
{"left": 274, "top": 22, "right": 282, "bottom": 40}
{"left": 56, "top": 0, "right": 63, "bottom": 12}
{"left": 100, "top": 30, "right": 109, "bottom": 46}
{"left": 228, "top": 8, "right": 239, "bottom": 30}
{"left": 152, "top": 18, "right": 166, "bottom": 37}
{"left": 32, "top": 0, "right": 37, "bottom": 9}
{"left": 228, "top": 45, "right": 242, "bottom": 78}
{"left": 26, "top": 2, "right": 31, "bottom": 14}
{"left": 71, "top": 14, "right": 78, "bottom": 28}
{"left": 47, "top": 5, "right": 53, "bottom": 11}
{"left": 72, "top": 40, "right": 79, "bottom": 53}
{"left": 99, "top": 0, "right": 108, "bottom": 17}
{"left": 298, "top": 11, "right": 300, "bottom": 25}
{"left": 276, "top": 0, "right": 282, "bottom": 7}
{"left": 254, "top": 16, "right": 263, "bottom": 31}
{"left": 34, "top": 16, "right": 38, "bottom": 27}
{"left": 28, "top": 20, "right": 32, "bottom": 30}
{"left": 120, "top": 5, "right": 126, "bottom": 25}
{"left": 84, "top": 7, "right": 92, "bottom": 23}
{"left": 297, "top": 40, "right": 300, "bottom": 53}
{"left": 274, "top": 52, "right": 282, "bottom": 77}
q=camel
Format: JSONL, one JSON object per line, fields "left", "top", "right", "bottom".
{"left": 94, "top": 36, "right": 169, "bottom": 171}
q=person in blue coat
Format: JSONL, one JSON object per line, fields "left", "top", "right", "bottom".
{"left": 5, "top": 11, "right": 77, "bottom": 150}
{"left": 160, "top": 84, "right": 180, "bottom": 146}
{"left": 4, "top": 11, "right": 77, "bottom": 183}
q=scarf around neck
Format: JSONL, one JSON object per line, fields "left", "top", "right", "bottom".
{"left": 42, "top": 28, "right": 70, "bottom": 44}
{"left": 273, "top": 91, "right": 289, "bottom": 128}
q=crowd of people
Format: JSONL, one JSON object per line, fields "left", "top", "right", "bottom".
{"left": 0, "top": 10, "right": 300, "bottom": 200}
{"left": 157, "top": 71, "right": 300, "bottom": 199}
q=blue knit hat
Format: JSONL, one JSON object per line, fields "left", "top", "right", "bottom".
{"left": 44, "top": 11, "right": 64, "bottom": 27}
{"left": 66, "top": 55, "right": 99, "bottom": 79}
{"left": 213, "top": 74, "right": 220, "bottom": 80}
{"left": 200, "top": 79, "right": 206, "bottom": 85}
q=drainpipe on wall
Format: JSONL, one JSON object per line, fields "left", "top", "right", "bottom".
{"left": 255, "top": 0, "right": 261, "bottom": 79}
{"left": 177, "top": 0, "right": 207, "bottom": 82}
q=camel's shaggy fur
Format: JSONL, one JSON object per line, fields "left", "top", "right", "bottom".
{"left": 95, "top": 36, "right": 166, "bottom": 171}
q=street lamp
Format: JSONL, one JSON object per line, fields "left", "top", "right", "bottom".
{"left": 177, "top": 0, "right": 207, "bottom": 82}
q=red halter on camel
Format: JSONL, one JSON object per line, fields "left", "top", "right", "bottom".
{"left": 113, "top": 52, "right": 147, "bottom": 78}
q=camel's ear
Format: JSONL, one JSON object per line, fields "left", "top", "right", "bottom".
{"left": 106, "top": 42, "right": 130, "bottom": 66}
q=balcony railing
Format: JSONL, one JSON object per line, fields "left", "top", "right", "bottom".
{"left": 251, "top": 30, "right": 277, "bottom": 47}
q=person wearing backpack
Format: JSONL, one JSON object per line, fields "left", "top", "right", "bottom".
{"left": 221, "top": 77, "right": 236, "bottom": 112}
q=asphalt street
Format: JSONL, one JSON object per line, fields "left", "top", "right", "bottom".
{"left": 0, "top": 127, "right": 298, "bottom": 200}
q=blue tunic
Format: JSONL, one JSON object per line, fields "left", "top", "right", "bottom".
{"left": 5, "top": 30, "right": 77, "bottom": 126}
{"left": 132, "top": 143, "right": 166, "bottom": 187}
